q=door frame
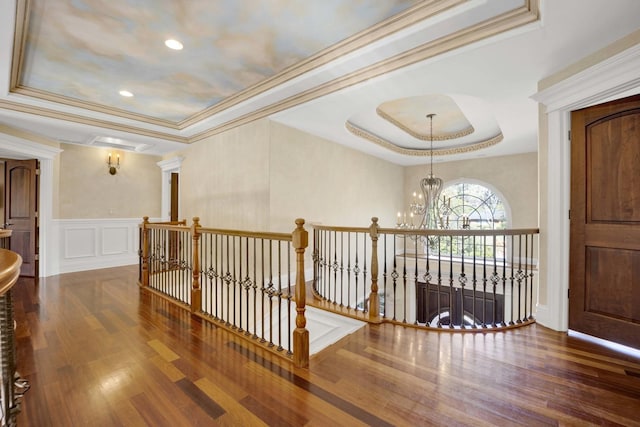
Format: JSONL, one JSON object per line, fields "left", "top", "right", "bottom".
{"left": 532, "top": 42, "right": 640, "bottom": 331}
{"left": 157, "top": 157, "right": 183, "bottom": 221}
{"left": 0, "top": 132, "right": 61, "bottom": 277}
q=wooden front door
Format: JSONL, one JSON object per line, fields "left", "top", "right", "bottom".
{"left": 569, "top": 94, "right": 640, "bottom": 349}
{"left": 4, "top": 159, "right": 39, "bottom": 277}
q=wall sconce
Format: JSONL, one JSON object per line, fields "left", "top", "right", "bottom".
{"left": 108, "top": 153, "right": 120, "bottom": 175}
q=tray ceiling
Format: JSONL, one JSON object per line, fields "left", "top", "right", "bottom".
{"left": 1, "top": 0, "right": 640, "bottom": 163}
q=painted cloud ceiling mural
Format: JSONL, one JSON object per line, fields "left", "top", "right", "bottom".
{"left": 19, "top": 0, "right": 419, "bottom": 123}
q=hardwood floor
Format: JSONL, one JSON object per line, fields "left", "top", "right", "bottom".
{"left": 12, "top": 266, "right": 640, "bottom": 426}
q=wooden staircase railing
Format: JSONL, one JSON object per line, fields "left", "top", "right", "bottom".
{"left": 313, "top": 218, "right": 540, "bottom": 331}
{"left": 139, "top": 217, "right": 310, "bottom": 368}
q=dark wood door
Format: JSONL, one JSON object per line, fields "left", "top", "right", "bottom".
{"left": 569, "top": 94, "right": 640, "bottom": 349}
{"left": 168, "top": 172, "right": 180, "bottom": 261}
{"left": 4, "top": 159, "right": 39, "bottom": 277}
{"left": 170, "top": 172, "right": 179, "bottom": 222}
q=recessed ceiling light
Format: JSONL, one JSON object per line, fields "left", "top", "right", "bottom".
{"left": 119, "top": 90, "right": 133, "bottom": 97}
{"left": 165, "top": 39, "right": 183, "bottom": 50}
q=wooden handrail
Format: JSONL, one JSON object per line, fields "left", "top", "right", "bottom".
{"left": 314, "top": 224, "right": 540, "bottom": 236}
{"left": 0, "top": 249, "right": 21, "bottom": 296}
{"left": 139, "top": 216, "right": 310, "bottom": 367}
{"left": 198, "top": 227, "right": 293, "bottom": 241}
{"left": 380, "top": 227, "right": 540, "bottom": 236}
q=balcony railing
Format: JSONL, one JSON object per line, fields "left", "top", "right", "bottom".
{"left": 139, "top": 217, "right": 310, "bottom": 368}
{"left": 0, "top": 248, "right": 28, "bottom": 426}
{"left": 312, "top": 218, "right": 539, "bottom": 330}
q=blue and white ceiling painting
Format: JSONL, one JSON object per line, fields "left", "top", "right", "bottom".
{"left": 20, "top": 0, "right": 419, "bottom": 123}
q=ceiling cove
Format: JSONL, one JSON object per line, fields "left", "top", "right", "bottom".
{"left": 346, "top": 94, "right": 504, "bottom": 156}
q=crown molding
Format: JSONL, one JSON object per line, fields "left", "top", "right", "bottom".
{"left": 345, "top": 121, "right": 503, "bottom": 156}
{"left": 532, "top": 42, "right": 640, "bottom": 112}
{"left": 0, "top": 99, "right": 189, "bottom": 143}
{"left": 0, "top": 131, "right": 62, "bottom": 159}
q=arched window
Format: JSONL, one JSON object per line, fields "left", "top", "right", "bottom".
{"left": 439, "top": 180, "right": 509, "bottom": 230}
{"left": 436, "top": 180, "right": 510, "bottom": 258}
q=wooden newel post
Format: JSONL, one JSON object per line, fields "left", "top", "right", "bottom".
{"left": 292, "top": 218, "right": 309, "bottom": 368}
{"left": 191, "top": 217, "right": 202, "bottom": 313}
{"left": 368, "top": 217, "right": 380, "bottom": 321}
{"left": 141, "top": 216, "right": 150, "bottom": 287}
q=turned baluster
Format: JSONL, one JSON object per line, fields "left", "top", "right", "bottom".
{"left": 368, "top": 217, "right": 381, "bottom": 321}
{"left": 292, "top": 218, "right": 309, "bottom": 368}
{"left": 191, "top": 217, "right": 202, "bottom": 313}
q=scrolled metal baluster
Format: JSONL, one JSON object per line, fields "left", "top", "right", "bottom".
{"left": 516, "top": 234, "right": 523, "bottom": 324}
{"left": 509, "top": 234, "right": 515, "bottom": 326}
{"left": 482, "top": 235, "right": 487, "bottom": 328}
{"left": 472, "top": 235, "right": 477, "bottom": 329}
{"left": 252, "top": 238, "right": 258, "bottom": 339}
{"left": 260, "top": 238, "right": 266, "bottom": 343}
{"left": 402, "top": 231, "right": 407, "bottom": 323}
{"left": 529, "top": 233, "right": 535, "bottom": 320}
{"left": 326, "top": 230, "right": 331, "bottom": 302}
{"left": 382, "top": 233, "right": 388, "bottom": 319}
{"left": 354, "top": 235, "right": 359, "bottom": 311}
{"left": 423, "top": 234, "right": 431, "bottom": 326}
{"left": 287, "top": 243, "right": 292, "bottom": 353}
{"left": 491, "top": 235, "right": 499, "bottom": 328}
{"left": 391, "top": 235, "right": 398, "bottom": 322}
{"left": 449, "top": 235, "right": 454, "bottom": 329}
{"left": 437, "top": 235, "right": 442, "bottom": 328}
{"left": 340, "top": 231, "right": 344, "bottom": 308}
{"left": 267, "top": 240, "right": 275, "bottom": 347}
{"left": 363, "top": 232, "right": 368, "bottom": 314}
{"left": 233, "top": 235, "right": 239, "bottom": 329}
{"left": 502, "top": 234, "right": 508, "bottom": 327}
{"left": 413, "top": 229, "right": 419, "bottom": 325}
{"left": 277, "top": 241, "right": 283, "bottom": 351}
{"left": 459, "top": 233, "right": 466, "bottom": 329}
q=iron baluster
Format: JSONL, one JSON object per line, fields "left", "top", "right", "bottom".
{"left": 449, "top": 235, "right": 454, "bottom": 329}
{"left": 437, "top": 235, "right": 442, "bottom": 328}
{"left": 460, "top": 233, "right": 466, "bottom": 329}
{"left": 363, "top": 232, "right": 368, "bottom": 313}
{"left": 509, "top": 234, "right": 515, "bottom": 326}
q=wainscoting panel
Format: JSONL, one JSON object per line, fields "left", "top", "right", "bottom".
{"left": 51, "top": 218, "right": 157, "bottom": 275}
{"left": 102, "top": 226, "right": 130, "bottom": 255}
{"left": 64, "top": 227, "right": 97, "bottom": 259}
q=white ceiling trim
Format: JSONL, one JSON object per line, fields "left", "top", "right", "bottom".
{"left": 0, "top": 131, "right": 62, "bottom": 159}
{"left": 531, "top": 43, "right": 640, "bottom": 112}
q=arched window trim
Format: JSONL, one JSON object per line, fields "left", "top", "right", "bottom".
{"left": 441, "top": 177, "right": 512, "bottom": 229}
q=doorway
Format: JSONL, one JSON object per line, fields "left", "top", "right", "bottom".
{"left": 569, "top": 94, "right": 640, "bottom": 349}
{"left": 3, "top": 159, "right": 39, "bottom": 277}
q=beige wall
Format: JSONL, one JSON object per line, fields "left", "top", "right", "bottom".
{"left": 178, "top": 119, "right": 271, "bottom": 230}
{"left": 269, "top": 121, "right": 404, "bottom": 232}
{"left": 404, "top": 152, "right": 538, "bottom": 229}
{"left": 177, "top": 119, "right": 404, "bottom": 233}
{"left": 58, "top": 143, "right": 161, "bottom": 218}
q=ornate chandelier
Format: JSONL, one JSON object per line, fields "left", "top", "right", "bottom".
{"left": 398, "top": 113, "right": 452, "bottom": 230}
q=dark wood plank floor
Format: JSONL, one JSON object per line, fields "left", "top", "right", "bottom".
{"left": 12, "top": 266, "right": 640, "bottom": 426}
